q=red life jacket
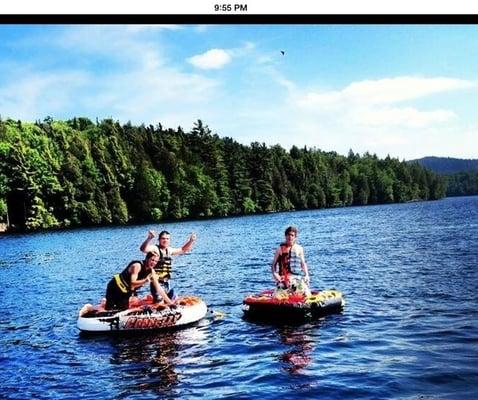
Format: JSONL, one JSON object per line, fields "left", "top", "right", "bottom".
{"left": 277, "top": 243, "right": 302, "bottom": 285}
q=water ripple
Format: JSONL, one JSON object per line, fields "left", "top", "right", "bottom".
{"left": 0, "top": 196, "right": 478, "bottom": 399}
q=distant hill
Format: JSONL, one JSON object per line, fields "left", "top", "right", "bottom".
{"left": 408, "top": 156, "right": 478, "bottom": 175}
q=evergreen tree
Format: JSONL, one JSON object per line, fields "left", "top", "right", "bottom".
{"left": 0, "top": 117, "right": 448, "bottom": 231}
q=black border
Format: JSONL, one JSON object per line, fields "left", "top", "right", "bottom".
{"left": 0, "top": 14, "right": 477, "bottom": 24}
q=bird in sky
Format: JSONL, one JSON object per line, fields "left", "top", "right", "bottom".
{"left": 280, "top": 50, "right": 285, "bottom": 55}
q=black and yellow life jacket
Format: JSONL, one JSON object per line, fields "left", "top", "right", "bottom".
{"left": 154, "top": 247, "right": 172, "bottom": 280}
{"left": 113, "top": 260, "right": 149, "bottom": 294}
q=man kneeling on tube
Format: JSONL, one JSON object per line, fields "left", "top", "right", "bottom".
{"left": 271, "top": 226, "right": 311, "bottom": 297}
{"left": 105, "top": 251, "right": 175, "bottom": 310}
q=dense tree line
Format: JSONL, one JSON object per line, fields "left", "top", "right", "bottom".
{"left": 0, "top": 117, "right": 447, "bottom": 231}
{"left": 446, "top": 171, "right": 478, "bottom": 196}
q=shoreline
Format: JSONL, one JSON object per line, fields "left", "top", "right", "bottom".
{"left": 5, "top": 195, "right": 477, "bottom": 235}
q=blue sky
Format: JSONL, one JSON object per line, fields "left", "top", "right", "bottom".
{"left": 0, "top": 24, "right": 477, "bottom": 160}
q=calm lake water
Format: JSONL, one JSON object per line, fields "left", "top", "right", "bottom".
{"left": 1, "top": 196, "right": 477, "bottom": 399}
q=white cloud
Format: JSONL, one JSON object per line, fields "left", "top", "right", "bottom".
{"left": 219, "top": 72, "right": 477, "bottom": 160}
{"left": 102, "top": 67, "right": 219, "bottom": 122}
{"left": 187, "top": 48, "right": 232, "bottom": 69}
{"left": 187, "top": 42, "right": 255, "bottom": 70}
{"left": 343, "top": 76, "right": 473, "bottom": 104}
{"left": 0, "top": 70, "right": 90, "bottom": 119}
{"left": 298, "top": 76, "right": 474, "bottom": 109}
{"left": 350, "top": 106, "right": 456, "bottom": 128}
{"left": 295, "top": 76, "right": 473, "bottom": 129}
{"left": 261, "top": 66, "right": 296, "bottom": 93}
{"left": 0, "top": 26, "right": 221, "bottom": 124}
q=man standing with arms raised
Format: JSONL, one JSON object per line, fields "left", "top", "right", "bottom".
{"left": 140, "top": 230, "right": 197, "bottom": 303}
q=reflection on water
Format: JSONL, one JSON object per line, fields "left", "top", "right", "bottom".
{"left": 82, "top": 331, "right": 180, "bottom": 395}
{"left": 277, "top": 325, "right": 315, "bottom": 374}
{"left": 116, "top": 334, "right": 179, "bottom": 392}
{"left": 101, "top": 324, "right": 212, "bottom": 397}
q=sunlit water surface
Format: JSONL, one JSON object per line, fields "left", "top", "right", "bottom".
{"left": 1, "top": 196, "right": 477, "bottom": 399}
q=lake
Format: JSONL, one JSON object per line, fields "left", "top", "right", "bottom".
{"left": 1, "top": 196, "right": 477, "bottom": 399}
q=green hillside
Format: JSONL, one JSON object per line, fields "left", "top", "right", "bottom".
{"left": 409, "top": 156, "right": 478, "bottom": 175}
{"left": 0, "top": 117, "right": 446, "bottom": 231}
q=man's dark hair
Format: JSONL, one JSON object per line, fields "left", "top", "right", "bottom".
{"left": 285, "top": 226, "right": 298, "bottom": 236}
{"left": 145, "top": 251, "right": 158, "bottom": 260}
{"left": 159, "top": 230, "right": 170, "bottom": 239}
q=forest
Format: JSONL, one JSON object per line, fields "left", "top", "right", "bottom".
{"left": 0, "top": 117, "right": 447, "bottom": 231}
{"left": 446, "top": 171, "right": 478, "bottom": 197}
{"left": 409, "top": 156, "right": 478, "bottom": 196}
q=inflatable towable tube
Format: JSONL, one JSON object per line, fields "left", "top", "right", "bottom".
{"left": 242, "top": 289, "right": 344, "bottom": 321}
{"left": 77, "top": 295, "right": 207, "bottom": 333}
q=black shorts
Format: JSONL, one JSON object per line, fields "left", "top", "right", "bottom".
{"left": 105, "top": 278, "right": 131, "bottom": 310}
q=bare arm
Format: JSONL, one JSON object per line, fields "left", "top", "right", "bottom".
{"left": 170, "top": 232, "right": 196, "bottom": 256}
{"left": 129, "top": 263, "right": 150, "bottom": 290}
{"left": 140, "top": 230, "right": 158, "bottom": 254}
{"left": 299, "top": 246, "right": 310, "bottom": 284}
{"left": 271, "top": 248, "right": 282, "bottom": 283}
{"left": 150, "top": 269, "right": 174, "bottom": 305}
